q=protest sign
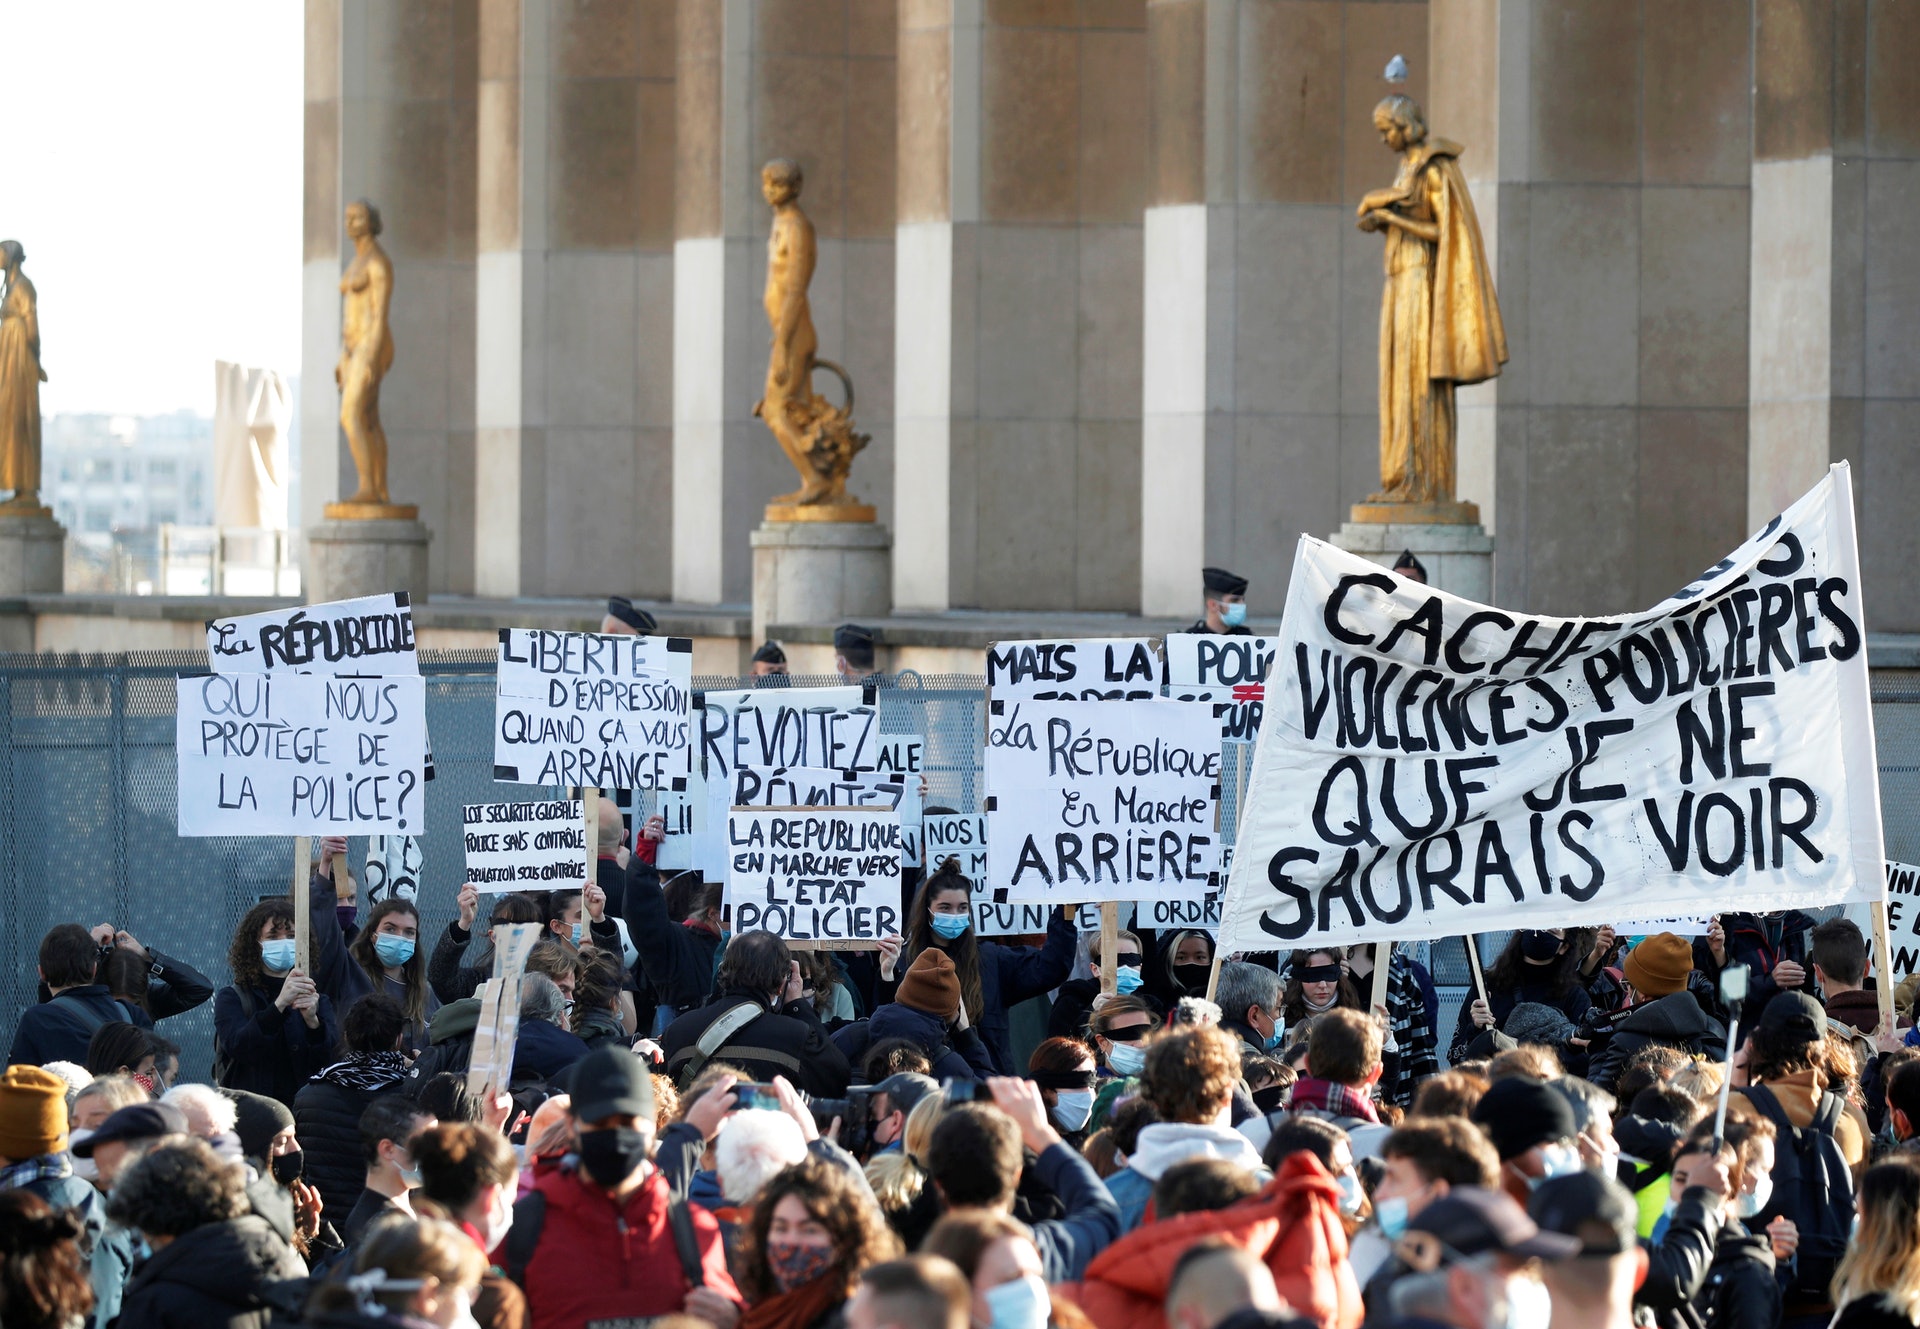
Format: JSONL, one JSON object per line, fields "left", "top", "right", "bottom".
{"left": 656, "top": 782, "right": 700, "bottom": 870}
{"left": 1164, "top": 634, "right": 1276, "bottom": 739}
{"left": 730, "top": 765, "right": 923, "bottom": 867}
{"left": 462, "top": 799, "right": 588, "bottom": 891}
{"left": 726, "top": 807, "right": 902, "bottom": 945}
{"left": 495, "top": 630, "right": 693, "bottom": 789}
{"left": 987, "top": 638, "right": 1160, "bottom": 701}
{"left": 1617, "top": 916, "right": 1710, "bottom": 937}
{"left": 176, "top": 673, "right": 428, "bottom": 836}
{"left": 871, "top": 735, "right": 924, "bottom": 777}
{"left": 1886, "top": 861, "right": 1920, "bottom": 974}
{"left": 1219, "top": 465, "right": 1886, "bottom": 952}
{"left": 207, "top": 593, "right": 419, "bottom": 675}
{"left": 925, "top": 812, "right": 1130, "bottom": 935}
{"left": 467, "top": 923, "right": 542, "bottom": 1098}
{"left": 984, "top": 697, "right": 1221, "bottom": 904}
{"left": 365, "top": 835, "right": 422, "bottom": 903}
{"left": 698, "top": 686, "right": 880, "bottom": 780}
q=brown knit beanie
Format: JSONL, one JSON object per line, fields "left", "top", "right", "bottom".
{"left": 897, "top": 948, "right": 962, "bottom": 1021}
{"left": 0, "top": 1065, "right": 68, "bottom": 1161}
{"left": 1623, "top": 932, "right": 1694, "bottom": 998}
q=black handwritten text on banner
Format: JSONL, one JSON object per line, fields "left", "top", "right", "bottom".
{"left": 462, "top": 800, "right": 588, "bottom": 891}
{"left": 494, "top": 630, "right": 693, "bottom": 788}
{"left": 699, "top": 687, "right": 879, "bottom": 781}
{"left": 1218, "top": 465, "right": 1885, "bottom": 951}
{"left": 176, "top": 674, "right": 429, "bottom": 835}
{"left": 1885, "top": 862, "right": 1920, "bottom": 975}
{"left": 986, "top": 697, "right": 1222, "bottom": 904}
{"left": 987, "top": 638, "right": 1160, "bottom": 702}
{"left": 727, "top": 808, "right": 902, "bottom": 943}
{"left": 1164, "top": 634, "right": 1277, "bottom": 740}
{"left": 208, "top": 593, "right": 419, "bottom": 675}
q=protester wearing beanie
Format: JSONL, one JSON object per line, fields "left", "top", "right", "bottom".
{"left": 1586, "top": 933, "right": 1727, "bottom": 1096}
{"left": 0, "top": 1064, "right": 107, "bottom": 1306}
{"left": 832, "top": 949, "right": 996, "bottom": 1082}
{"left": 1469, "top": 1076, "right": 1582, "bottom": 1207}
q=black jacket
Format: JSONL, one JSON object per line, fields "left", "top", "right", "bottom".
{"left": 1694, "top": 911, "right": 1815, "bottom": 1026}
{"left": 125, "top": 950, "right": 218, "bottom": 1026}
{"left": 1588, "top": 990, "right": 1728, "bottom": 1095}
{"left": 402, "top": 996, "right": 480, "bottom": 1092}
{"left": 1447, "top": 977, "right": 1592, "bottom": 1064}
{"left": 427, "top": 920, "right": 492, "bottom": 1004}
{"left": 832, "top": 1003, "right": 996, "bottom": 1081}
{"left": 1045, "top": 977, "right": 1163, "bottom": 1040}
{"left": 293, "top": 1071, "right": 404, "bottom": 1222}
{"left": 622, "top": 857, "right": 723, "bottom": 1013}
{"left": 514, "top": 1019, "right": 590, "bottom": 1082}
{"left": 6, "top": 985, "right": 136, "bottom": 1066}
{"left": 1833, "top": 1294, "right": 1920, "bottom": 1329}
{"left": 213, "top": 979, "right": 341, "bottom": 1107}
{"left": 662, "top": 988, "right": 852, "bottom": 1097}
{"left": 1637, "top": 1186, "right": 1726, "bottom": 1329}
{"left": 1696, "top": 1224, "right": 1781, "bottom": 1329}
{"left": 116, "top": 1213, "right": 308, "bottom": 1329}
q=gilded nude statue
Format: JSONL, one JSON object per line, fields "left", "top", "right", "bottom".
{"left": 0, "top": 240, "right": 49, "bottom": 514}
{"left": 327, "top": 200, "right": 414, "bottom": 519}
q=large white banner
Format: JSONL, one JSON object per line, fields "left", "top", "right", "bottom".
{"left": 985, "top": 697, "right": 1221, "bottom": 904}
{"left": 494, "top": 630, "right": 693, "bottom": 788}
{"left": 207, "top": 593, "right": 419, "bottom": 675}
{"left": 1219, "top": 465, "right": 1885, "bottom": 951}
{"left": 176, "top": 673, "right": 429, "bottom": 835}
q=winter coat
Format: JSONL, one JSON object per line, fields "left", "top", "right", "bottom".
{"left": 427, "top": 920, "right": 492, "bottom": 1003}
{"left": 1016, "top": 1142, "right": 1124, "bottom": 1284}
{"left": 1065, "top": 1153, "right": 1363, "bottom": 1329}
{"left": 513, "top": 1019, "right": 590, "bottom": 1082}
{"left": 1694, "top": 1224, "right": 1781, "bottom": 1329}
{"left": 402, "top": 996, "right": 480, "bottom": 1092}
{"left": 1832, "top": 1294, "right": 1920, "bottom": 1329}
{"left": 662, "top": 988, "right": 852, "bottom": 1097}
{"left": 6, "top": 985, "right": 137, "bottom": 1067}
{"left": 835, "top": 1003, "right": 996, "bottom": 1081}
{"left": 901, "top": 910, "right": 1078, "bottom": 1075}
{"left": 213, "top": 979, "right": 341, "bottom": 1107}
{"left": 1636, "top": 1186, "right": 1725, "bottom": 1329}
{"left": 1447, "top": 976, "right": 1592, "bottom": 1064}
{"left": 1104, "top": 1121, "right": 1270, "bottom": 1234}
{"left": 306, "top": 877, "right": 440, "bottom": 1050}
{"left": 116, "top": 1214, "right": 307, "bottom": 1329}
{"left": 124, "top": 950, "right": 218, "bottom": 1027}
{"left": 510, "top": 1163, "right": 739, "bottom": 1329}
{"left": 1693, "top": 911, "right": 1815, "bottom": 1026}
{"left": 293, "top": 1062, "right": 410, "bottom": 1220}
{"left": 623, "top": 857, "right": 724, "bottom": 1013}
{"left": 1588, "top": 990, "right": 1728, "bottom": 1095}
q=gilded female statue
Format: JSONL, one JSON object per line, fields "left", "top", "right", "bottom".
{"left": 333, "top": 199, "right": 399, "bottom": 512}
{"left": 0, "top": 240, "right": 48, "bottom": 513}
{"left": 1356, "top": 96, "right": 1506, "bottom": 519}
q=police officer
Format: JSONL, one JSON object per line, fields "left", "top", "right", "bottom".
{"left": 601, "top": 596, "right": 657, "bottom": 636}
{"left": 1187, "top": 567, "right": 1251, "bottom": 635}
{"left": 834, "top": 623, "right": 880, "bottom": 680}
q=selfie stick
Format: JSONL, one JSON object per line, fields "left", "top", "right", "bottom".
{"left": 1710, "top": 962, "right": 1750, "bottom": 1152}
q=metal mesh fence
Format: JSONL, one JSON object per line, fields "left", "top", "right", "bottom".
{"left": 2, "top": 653, "right": 1916, "bottom": 1079}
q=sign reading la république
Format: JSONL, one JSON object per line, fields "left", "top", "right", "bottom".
{"left": 206, "top": 593, "right": 419, "bottom": 675}
{"left": 494, "top": 629, "right": 693, "bottom": 789}
{"left": 1218, "top": 465, "right": 1886, "bottom": 951}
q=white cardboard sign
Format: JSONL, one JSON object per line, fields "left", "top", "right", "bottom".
{"left": 462, "top": 799, "right": 589, "bottom": 892}
{"left": 494, "top": 629, "right": 694, "bottom": 789}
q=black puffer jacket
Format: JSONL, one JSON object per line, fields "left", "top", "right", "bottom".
{"left": 116, "top": 1214, "right": 307, "bottom": 1329}
{"left": 1696, "top": 1224, "right": 1781, "bottom": 1329}
{"left": 292, "top": 1060, "right": 411, "bottom": 1221}
{"left": 212, "top": 979, "right": 341, "bottom": 1107}
{"left": 1587, "top": 990, "right": 1728, "bottom": 1094}
{"left": 662, "top": 988, "right": 852, "bottom": 1096}
{"left": 1637, "top": 1186, "right": 1725, "bottom": 1329}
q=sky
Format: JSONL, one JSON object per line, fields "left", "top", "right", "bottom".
{"left": 7, "top": 2, "right": 302, "bottom": 418}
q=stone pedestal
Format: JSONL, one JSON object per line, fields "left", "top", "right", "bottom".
{"left": 751, "top": 521, "right": 892, "bottom": 644}
{"left": 306, "top": 519, "right": 432, "bottom": 605}
{"left": 0, "top": 509, "right": 65, "bottom": 594}
{"left": 1331, "top": 521, "right": 1495, "bottom": 602}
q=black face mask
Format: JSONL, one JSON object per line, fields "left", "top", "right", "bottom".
{"left": 270, "top": 1149, "right": 305, "bottom": 1186}
{"left": 1171, "top": 962, "right": 1212, "bottom": 994}
{"left": 1519, "top": 931, "right": 1562, "bottom": 963}
{"left": 1252, "top": 1083, "right": 1288, "bottom": 1114}
{"left": 577, "top": 1127, "right": 649, "bottom": 1190}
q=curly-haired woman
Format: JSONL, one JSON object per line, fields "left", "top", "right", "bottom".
{"left": 212, "top": 898, "right": 341, "bottom": 1106}
{"left": 738, "top": 1157, "right": 901, "bottom": 1329}
{"left": 0, "top": 1190, "right": 94, "bottom": 1329}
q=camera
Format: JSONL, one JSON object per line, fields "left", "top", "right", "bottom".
{"left": 803, "top": 1086, "right": 882, "bottom": 1157}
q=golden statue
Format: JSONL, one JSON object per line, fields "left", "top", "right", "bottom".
{"left": 1354, "top": 95, "right": 1506, "bottom": 525}
{"left": 754, "top": 159, "right": 872, "bottom": 522}
{"left": 326, "top": 200, "right": 415, "bottom": 520}
{"left": 0, "top": 240, "right": 49, "bottom": 516}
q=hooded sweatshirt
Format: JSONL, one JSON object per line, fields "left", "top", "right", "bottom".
{"left": 1587, "top": 989, "right": 1728, "bottom": 1094}
{"left": 1104, "top": 1119, "right": 1270, "bottom": 1233}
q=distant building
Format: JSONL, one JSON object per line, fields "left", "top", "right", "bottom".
{"left": 45, "top": 411, "right": 214, "bottom": 536}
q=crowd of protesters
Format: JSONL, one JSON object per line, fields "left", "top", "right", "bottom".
{"left": 6, "top": 820, "right": 1920, "bottom": 1329}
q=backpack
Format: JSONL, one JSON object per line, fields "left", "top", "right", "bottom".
{"left": 211, "top": 987, "right": 258, "bottom": 1087}
{"left": 502, "top": 1184, "right": 705, "bottom": 1290}
{"left": 1737, "top": 1083, "right": 1855, "bottom": 1302}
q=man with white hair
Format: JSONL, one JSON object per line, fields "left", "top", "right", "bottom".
{"left": 514, "top": 972, "right": 589, "bottom": 1082}
{"left": 716, "top": 1108, "right": 808, "bottom": 1208}
{"left": 160, "top": 1083, "right": 239, "bottom": 1152}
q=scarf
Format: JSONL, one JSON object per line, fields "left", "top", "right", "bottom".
{"left": 1288, "top": 1076, "right": 1380, "bottom": 1122}
{"left": 741, "top": 1273, "right": 845, "bottom": 1329}
{"left": 315, "top": 1051, "right": 411, "bottom": 1092}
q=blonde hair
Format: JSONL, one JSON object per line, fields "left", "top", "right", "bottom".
{"left": 864, "top": 1090, "right": 948, "bottom": 1212}
{"left": 1668, "top": 1060, "right": 1723, "bottom": 1103}
{"left": 1833, "top": 1161, "right": 1920, "bottom": 1318}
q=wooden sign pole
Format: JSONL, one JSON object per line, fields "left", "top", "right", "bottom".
{"left": 1464, "top": 934, "right": 1489, "bottom": 1010}
{"left": 291, "top": 837, "right": 312, "bottom": 974}
{"left": 1205, "top": 951, "right": 1225, "bottom": 1003}
{"left": 1369, "top": 941, "right": 1393, "bottom": 1022}
{"left": 1099, "top": 901, "right": 1120, "bottom": 995}
{"left": 1873, "top": 899, "right": 1897, "bottom": 1035}
{"left": 581, "top": 787, "right": 599, "bottom": 943}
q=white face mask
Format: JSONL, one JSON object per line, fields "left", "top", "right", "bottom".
{"left": 1737, "top": 1173, "right": 1773, "bottom": 1219}
{"left": 448, "top": 1290, "right": 482, "bottom": 1329}
{"left": 1052, "top": 1090, "right": 1094, "bottom": 1133}
{"left": 68, "top": 1130, "right": 98, "bottom": 1184}
{"left": 1496, "top": 1273, "right": 1552, "bottom": 1329}
{"left": 1335, "top": 1170, "right": 1366, "bottom": 1218}
{"left": 477, "top": 1184, "right": 515, "bottom": 1253}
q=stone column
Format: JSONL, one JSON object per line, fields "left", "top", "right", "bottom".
{"left": 474, "top": 0, "right": 679, "bottom": 600}
{"left": 894, "top": 0, "right": 1146, "bottom": 613}
{"left": 302, "top": 0, "right": 478, "bottom": 593}
{"left": 673, "top": 0, "right": 898, "bottom": 607}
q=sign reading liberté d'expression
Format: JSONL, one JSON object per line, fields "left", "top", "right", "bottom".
{"left": 463, "top": 800, "right": 588, "bottom": 892}
{"left": 179, "top": 595, "right": 429, "bottom": 836}
{"left": 1219, "top": 464, "right": 1886, "bottom": 952}
{"left": 726, "top": 806, "right": 903, "bottom": 944}
{"left": 494, "top": 629, "right": 693, "bottom": 788}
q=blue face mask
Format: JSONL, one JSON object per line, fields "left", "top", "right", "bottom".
{"left": 1114, "top": 966, "right": 1143, "bottom": 995}
{"left": 571, "top": 921, "right": 585, "bottom": 946}
{"left": 261, "top": 939, "right": 297, "bottom": 973}
{"left": 1222, "top": 602, "right": 1248, "bottom": 628}
{"left": 984, "top": 1276, "right": 1050, "bottom": 1329}
{"left": 1107, "top": 1040, "right": 1147, "bottom": 1077}
{"left": 372, "top": 935, "right": 416, "bottom": 968}
{"left": 930, "top": 913, "right": 971, "bottom": 941}
{"left": 1375, "top": 1194, "right": 1410, "bottom": 1240}
{"left": 1263, "top": 1027, "right": 1286, "bottom": 1052}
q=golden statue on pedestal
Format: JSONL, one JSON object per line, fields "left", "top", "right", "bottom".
{"left": 1354, "top": 96, "right": 1506, "bottom": 525}
{"left": 0, "top": 240, "right": 50, "bottom": 516}
{"left": 326, "top": 200, "right": 416, "bottom": 521}
{"left": 754, "top": 159, "right": 872, "bottom": 523}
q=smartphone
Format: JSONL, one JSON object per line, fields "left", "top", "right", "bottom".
{"left": 735, "top": 1083, "right": 783, "bottom": 1112}
{"left": 942, "top": 1079, "right": 980, "bottom": 1104}
{"left": 1720, "top": 963, "right": 1750, "bottom": 1007}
